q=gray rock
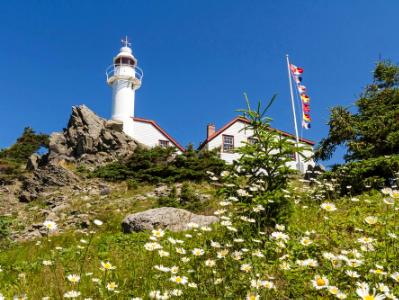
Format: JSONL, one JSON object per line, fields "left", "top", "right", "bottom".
{"left": 105, "top": 120, "right": 123, "bottom": 132}
{"left": 122, "top": 207, "right": 219, "bottom": 233}
{"left": 154, "top": 185, "right": 170, "bottom": 197}
{"left": 99, "top": 187, "right": 111, "bottom": 195}
{"left": 18, "top": 191, "right": 37, "bottom": 203}
{"left": 44, "top": 105, "right": 140, "bottom": 166}
{"left": 27, "top": 153, "right": 41, "bottom": 171}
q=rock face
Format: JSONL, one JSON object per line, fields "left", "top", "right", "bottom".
{"left": 19, "top": 164, "right": 80, "bottom": 202}
{"left": 46, "top": 105, "right": 140, "bottom": 165}
{"left": 18, "top": 105, "right": 140, "bottom": 202}
{"left": 122, "top": 207, "right": 219, "bottom": 233}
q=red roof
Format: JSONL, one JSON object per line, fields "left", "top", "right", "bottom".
{"left": 199, "top": 116, "right": 315, "bottom": 149}
{"left": 132, "top": 117, "right": 185, "bottom": 152}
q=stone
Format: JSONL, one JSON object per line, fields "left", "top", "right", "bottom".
{"left": 18, "top": 191, "right": 37, "bottom": 203}
{"left": 42, "top": 105, "right": 140, "bottom": 166}
{"left": 99, "top": 187, "right": 111, "bottom": 195}
{"left": 27, "top": 153, "right": 40, "bottom": 171}
{"left": 122, "top": 207, "right": 219, "bottom": 233}
{"left": 105, "top": 120, "right": 123, "bottom": 132}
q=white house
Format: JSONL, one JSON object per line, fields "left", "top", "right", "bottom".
{"left": 105, "top": 37, "right": 184, "bottom": 153}
{"left": 199, "top": 116, "right": 315, "bottom": 171}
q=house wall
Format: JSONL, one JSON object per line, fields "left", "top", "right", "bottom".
{"left": 204, "top": 120, "right": 315, "bottom": 172}
{"left": 122, "top": 118, "right": 182, "bottom": 154}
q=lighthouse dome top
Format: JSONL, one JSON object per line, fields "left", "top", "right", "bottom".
{"left": 113, "top": 36, "right": 137, "bottom": 65}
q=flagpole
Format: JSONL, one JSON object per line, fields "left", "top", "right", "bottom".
{"left": 286, "top": 54, "right": 301, "bottom": 171}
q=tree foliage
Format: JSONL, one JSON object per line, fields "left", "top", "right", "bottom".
{"left": 92, "top": 145, "right": 226, "bottom": 183}
{"left": 0, "top": 127, "right": 49, "bottom": 162}
{"left": 315, "top": 61, "right": 399, "bottom": 162}
{"left": 221, "top": 95, "right": 302, "bottom": 226}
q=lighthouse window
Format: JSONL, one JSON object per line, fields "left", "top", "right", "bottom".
{"left": 114, "top": 57, "right": 135, "bottom": 66}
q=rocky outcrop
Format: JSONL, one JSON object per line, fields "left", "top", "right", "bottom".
{"left": 18, "top": 163, "right": 80, "bottom": 202}
{"left": 122, "top": 207, "right": 218, "bottom": 233}
{"left": 45, "top": 105, "right": 140, "bottom": 165}
{"left": 18, "top": 105, "right": 139, "bottom": 202}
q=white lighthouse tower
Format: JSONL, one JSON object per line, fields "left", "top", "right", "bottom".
{"left": 106, "top": 37, "right": 143, "bottom": 134}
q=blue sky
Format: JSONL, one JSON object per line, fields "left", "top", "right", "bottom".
{"left": 0, "top": 1, "right": 398, "bottom": 166}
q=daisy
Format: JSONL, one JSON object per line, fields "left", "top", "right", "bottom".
{"left": 191, "top": 248, "right": 204, "bottom": 256}
{"left": 66, "top": 274, "right": 80, "bottom": 284}
{"left": 365, "top": 216, "right": 378, "bottom": 225}
{"left": 240, "top": 263, "right": 252, "bottom": 273}
{"left": 170, "top": 275, "right": 188, "bottom": 285}
{"left": 158, "top": 250, "right": 170, "bottom": 257}
{"left": 171, "top": 289, "right": 183, "bottom": 296}
{"left": 356, "top": 282, "right": 386, "bottom": 300}
{"left": 328, "top": 286, "right": 340, "bottom": 295}
{"left": 370, "top": 269, "right": 387, "bottom": 276}
{"left": 311, "top": 275, "right": 329, "bottom": 290}
{"left": 320, "top": 202, "right": 337, "bottom": 212}
{"left": 271, "top": 231, "right": 289, "bottom": 241}
{"left": 300, "top": 237, "right": 313, "bottom": 246}
{"left": 383, "top": 198, "right": 395, "bottom": 205}
{"left": 390, "top": 272, "right": 399, "bottom": 282}
{"left": 100, "top": 261, "right": 116, "bottom": 271}
{"left": 217, "top": 249, "right": 229, "bottom": 259}
{"left": 154, "top": 265, "right": 170, "bottom": 273}
{"left": 275, "top": 224, "right": 285, "bottom": 231}
{"left": 106, "top": 282, "right": 118, "bottom": 291}
{"left": 63, "top": 291, "right": 81, "bottom": 298}
{"left": 43, "top": 220, "right": 57, "bottom": 232}
{"left": 152, "top": 229, "right": 165, "bottom": 238}
{"left": 144, "top": 242, "right": 162, "bottom": 251}
{"left": 205, "top": 259, "right": 216, "bottom": 267}
{"left": 170, "top": 266, "right": 179, "bottom": 274}
{"left": 175, "top": 247, "right": 186, "bottom": 255}
{"left": 346, "top": 270, "right": 361, "bottom": 278}
{"left": 246, "top": 293, "right": 260, "bottom": 300}
{"left": 42, "top": 260, "right": 53, "bottom": 266}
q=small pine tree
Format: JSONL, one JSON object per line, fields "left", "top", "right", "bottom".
{"left": 0, "top": 127, "right": 49, "bottom": 162}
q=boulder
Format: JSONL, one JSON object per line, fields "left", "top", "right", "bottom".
{"left": 121, "top": 207, "right": 219, "bottom": 233}
{"left": 45, "top": 105, "right": 141, "bottom": 166}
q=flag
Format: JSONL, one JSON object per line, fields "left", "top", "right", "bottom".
{"left": 289, "top": 61, "right": 313, "bottom": 130}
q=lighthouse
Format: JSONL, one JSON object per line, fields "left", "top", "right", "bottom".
{"left": 106, "top": 37, "right": 143, "bottom": 132}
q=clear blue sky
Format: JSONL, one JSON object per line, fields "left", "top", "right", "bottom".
{"left": 1, "top": 1, "right": 398, "bottom": 166}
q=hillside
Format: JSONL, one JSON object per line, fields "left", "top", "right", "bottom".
{"left": 0, "top": 178, "right": 398, "bottom": 299}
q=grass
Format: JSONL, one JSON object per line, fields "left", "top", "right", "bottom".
{"left": 0, "top": 181, "right": 398, "bottom": 299}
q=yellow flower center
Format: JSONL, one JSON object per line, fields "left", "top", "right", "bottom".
{"left": 249, "top": 296, "right": 257, "bottom": 300}
{"left": 176, "top": 277, "right": 182, "bottom": 283}
{"left": 316, "top": 278, "right": 325, "bottom": 286}
{"left": 364, "top": 296, "right": 375, "bottom": 300}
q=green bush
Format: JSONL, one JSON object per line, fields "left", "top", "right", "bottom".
{"left": 91, "top": 145, "right": 226, "bottom": 184}
{"left": 0, "top": 216, "right": 13, "bottom": 239}
{"left": 126, "top": 179, "right": 139, "bottom": 190}
{"left": 0, "top": 159, "right": 24, "bottom": 184}
{"left": 157, "top": 183, "right": 208, "bottom": 212}
{"left": 157, "top": 186, "right": 179, "bottom": 207}
{"left": 0, "top": 127, "right": 49, "bottom": 163}
{"left": 323, "top": 154, "right": 399, "bottom": 195}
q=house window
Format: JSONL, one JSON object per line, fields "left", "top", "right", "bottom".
{"left": 222, "top": 135, "right": 234, "bottom": 153}
{"left": 159, "top": 140, "right": 170, "bottom": 148}
{"left": 247, "top": 137, "right": 257, "bottom": 145}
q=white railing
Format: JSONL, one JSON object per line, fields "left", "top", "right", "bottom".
{"left": 106, "top": 64, "right": 144, "bottom": 85}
